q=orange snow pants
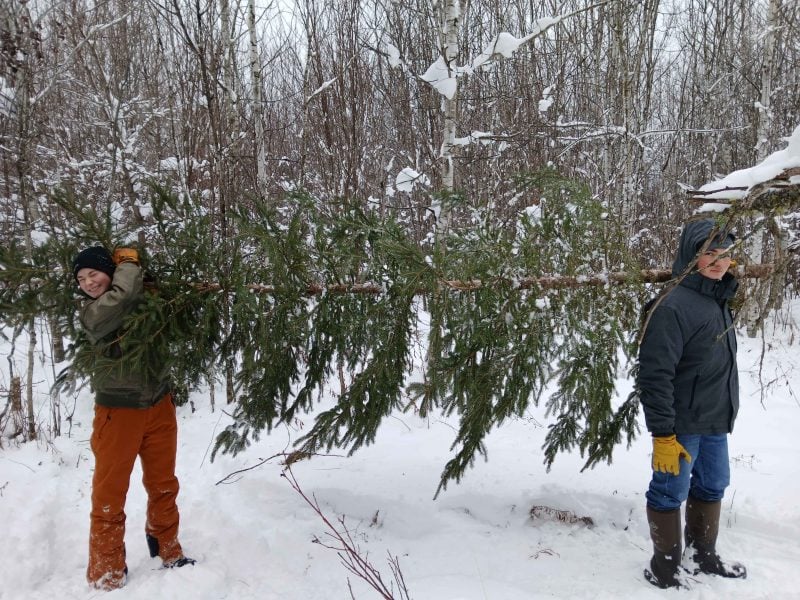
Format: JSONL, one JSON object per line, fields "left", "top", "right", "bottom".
{"left": 87, "top": 394, "right": 184, "bottom": 589}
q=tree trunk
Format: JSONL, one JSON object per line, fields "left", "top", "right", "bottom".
{"left": 755, "top": 0, "right": 779, "bottom": 160}
{"left": 438, "top": 0, "right": 460, "bottom": 210}
{"left": 12, "top": 0, "right": 39, "bottom": 441}
{"left": 25, "top": 319, "right": 37, "bottom": 441}
{"left": 746, "top": 0, "right": 784, "bottom": 337}
{"left": 48, "top": 314, "right": 65, "bottom": 363}
{"left": 10, "top": 376, "right": 24, "bottom": 440}
{"left": 248, "top": 0, "right": 268, "bottom": 193}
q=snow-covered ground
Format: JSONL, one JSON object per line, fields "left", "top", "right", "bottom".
{"left": 1, "top": 303, "right": 799, "bottom": 600}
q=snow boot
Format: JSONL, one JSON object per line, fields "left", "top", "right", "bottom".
{"left": 684, "top": 497, "right": 746, "bottom": 579}
{"left": 89, "top": 566, "right": 128, "bottom": 591}
{"left": 146, "top": 533, "right": 160, "bottom": 558}
{"left": 644, "top": 506, "right": 683, "bottom": 588}
{"left": 163, "top": 556, "right": 196, "bottom": 569}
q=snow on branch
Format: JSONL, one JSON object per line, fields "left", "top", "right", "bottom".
{"left": 471, "top": 19, "right": 562, "bottom": 70}
{"left": 417, "top": 2, "right": 609, "bottom": 99}
{"left": 688, "top": 167, "right": 800, "bottom": 215}
{"left": 419, "top": 16, "right": 563, "bottom": 100}
{"left": 687, "top": 124, "right": 800, "bottom": 212}
{"left": 305, "top": 55, "right": 358, "bottom": 104}
{"left": 307, "top": 77, "right": 337, "bottom": 102}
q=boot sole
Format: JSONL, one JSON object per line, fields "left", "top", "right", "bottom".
{"left": 644, "top": 567, "right": 690, "bottom": 590}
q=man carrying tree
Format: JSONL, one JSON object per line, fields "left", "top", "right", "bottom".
{"left": 638, "top": 218, "right": 747, "bottom": 588}
{"left": 73, "top": 245, "right": 195, "bottom": 590}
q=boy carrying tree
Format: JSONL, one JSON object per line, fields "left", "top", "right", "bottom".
{"left": 72, "top": 245, "right": 195, "bottom": 591}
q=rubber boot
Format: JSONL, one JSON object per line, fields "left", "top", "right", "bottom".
{"left": 644, "top": 506, "right": 683, "bottom": 588}
{"left": 146, "top": 533, "right": 160, "bottom": 558}
{"left": 684, "top": 497, "right": 746, "bottom": 578}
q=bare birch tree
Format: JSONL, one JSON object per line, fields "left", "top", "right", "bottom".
{"left": 247, "top": 0, "right": 268, "bottom": 192}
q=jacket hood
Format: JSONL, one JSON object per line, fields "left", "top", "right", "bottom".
{"left": 671, "top": 219, "right": 735, "bottom": 277}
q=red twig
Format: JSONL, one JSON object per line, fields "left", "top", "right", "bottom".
{"left": 282, "top": 465, "right": 412, "bottom": 600}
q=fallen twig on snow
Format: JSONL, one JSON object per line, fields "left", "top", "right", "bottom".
{"left": 282, "top": 464, "right": 412, "bottom": 600}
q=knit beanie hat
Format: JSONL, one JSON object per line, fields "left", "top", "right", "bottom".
{"left": 72, "top": 246, "right": 116, "bottom": 281}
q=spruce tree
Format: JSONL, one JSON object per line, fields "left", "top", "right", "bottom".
{"left": 2, "top": 170, "right": 795, "bottom": 494}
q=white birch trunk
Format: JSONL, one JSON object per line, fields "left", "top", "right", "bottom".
{"left": 22, "top": 158, "right": 39, "bottom": 441}
{"left": 438, "top": 0, "right": 460, "bottom": 230}
{"left": 248, "top": 0, "right": 268, "bottom": 191}
{"left": 220, "top": 0, "right": 237, "bottom": 133}
{"left": 220, "top": 0, "right": 239, "bottom": 404}
{"left": 747, "top": 0, "right": 784, "bottom": 337}
{"left": 755, "top": 0, "right": 779, "bottom": 161}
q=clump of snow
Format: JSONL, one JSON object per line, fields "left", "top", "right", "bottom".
{"left": 424, "top": 19, "right": 563, "bottom": 100}
{"left": 385, "top": 43, "right": 402, "bottom": 68}
{"left": 539, "top": 85, "right": 555, "bottom": 114}
{"left": 472, "top": 19, "right": 562, "bottom": 71}
{"left": 307, "top": 78, "right": 336, "bottom": 102}
{"left": 160, "top": 157, "right": 181, "bottom": 171}
{"left": 472, "top": 32, "right": 529, "bottom": 69}
{"left": 430, "top": 197, "right": 441, "bottom": 220}
{"left": 160, "top": 157, "right": 208, "bottom": 172}
{"left": 395, "top": 168, "right": 429, "bottom": 193}
{"left": 136, "top": 200, "right": 153, "bottom": 219}
{"left": 453, "top": 131, "right": 494, "bottom": 146}
{"left": 696, "top": 202, "right": 731, "bottom": 214}
{"left": 523, "top": 204, "right": 542, "bottom": 222}
{"left": 109, "top": 201, "right": 125, "bottom": 222}
{"left": 420, "top": 56, "right": 459, "bottom": 100}
{"left": 30, "top": 229, "right": 50, "bottom": 246}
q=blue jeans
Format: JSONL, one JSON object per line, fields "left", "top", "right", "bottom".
{"left": 646, "top": 434, "right": 730, "bottom": 511}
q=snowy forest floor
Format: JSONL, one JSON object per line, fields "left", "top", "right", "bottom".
{"left": 1, "top": 302, "right": 799, "bottom": 600}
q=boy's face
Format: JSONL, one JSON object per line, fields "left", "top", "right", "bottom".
{"left": 696, "top": 248, "right": 732, "bottom": 280}
{"left": 76, "top": 268, "right": 112, "bottom": 298}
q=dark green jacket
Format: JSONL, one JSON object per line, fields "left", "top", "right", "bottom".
{"left": 79, "top": 262, "right": 170, "bottom": 408}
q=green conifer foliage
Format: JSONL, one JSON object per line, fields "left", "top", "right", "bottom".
{"left": 215, "top": 198, "right": 317, "bottom": 451}
{"left": 415, "top": 170, "right": 645, "bottom": 494}
{"left": 3, "top": 171, "right": 649, "bottom": 494}
{"left": 2, "top": 188, "right": 226, "bottom": 401}
{"left": 215, "top": 195, "right": 434, "bottom": 458}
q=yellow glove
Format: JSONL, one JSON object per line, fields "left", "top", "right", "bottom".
{"left": 113, "top": 247, "right": 140, "bottom": 265}
{"left": 652, "top": 435, "right": 692, "bottom": 475}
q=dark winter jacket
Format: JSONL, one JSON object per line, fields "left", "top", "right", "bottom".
{"left": 638, "top": 220, "right": 739, "bottom": 436}
{"left": 79, "top": 262, "right": 171, "bottom": 408}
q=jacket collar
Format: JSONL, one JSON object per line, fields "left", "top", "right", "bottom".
{"left": 680, "top": 272, "right": 738, "bottom": 302}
